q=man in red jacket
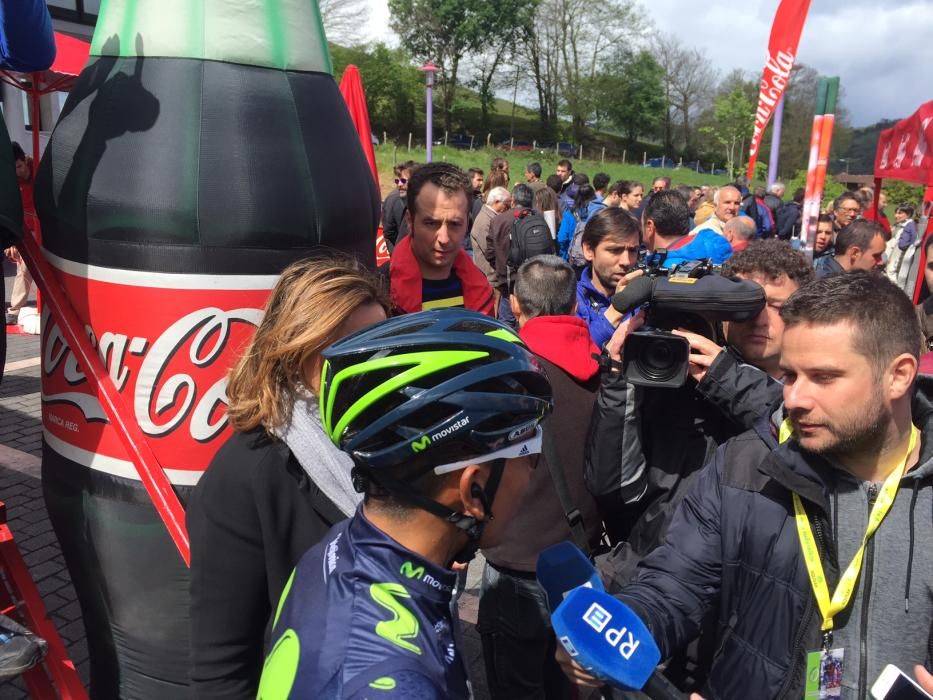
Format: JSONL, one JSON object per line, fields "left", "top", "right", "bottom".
{"left": 478, "top": 253, "right": 603, "bottom": 699}
{"left": 387, "top": 162, "right": 494, "bottom": 315}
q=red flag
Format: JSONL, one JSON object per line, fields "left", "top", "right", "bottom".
{"left": 875, "top": 100, "right": 933, "bottom": 186}
{"left": 747, "top": 0, "right": 812, "bottom": 178}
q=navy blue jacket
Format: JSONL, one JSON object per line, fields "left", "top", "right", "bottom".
{"left": 260, "top": 510, "right": 467, "bottom": 699}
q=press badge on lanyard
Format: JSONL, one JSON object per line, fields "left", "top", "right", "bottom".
{"left": 782, "top": 421, "right": 919, "bottom": 699}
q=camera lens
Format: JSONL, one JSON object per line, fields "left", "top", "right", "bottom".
{"left": 638, "top": 338, "right": 679, "bottom": 381}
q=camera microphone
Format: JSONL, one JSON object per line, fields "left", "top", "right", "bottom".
{"left": 611, "top": 275, "right": 656, "bottom": 314}
{"left": 551, "top": 586, "right": 685, "bottom": 699}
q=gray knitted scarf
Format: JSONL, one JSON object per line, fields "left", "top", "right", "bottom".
{"left": 275, "top": 393, "right": 360, "bottom": 517}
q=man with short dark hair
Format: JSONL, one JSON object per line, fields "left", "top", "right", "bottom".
{"left": 568, "top": 272, "right": 933, "bottom": 699}
{"left": 382, "top": 160, "right": 417, "bottom": 251}
{"left": 576, "top": 208, "right": 641, "bottom": 347}
{"left": 601, "top": 181, "right": 626, "bottom": 209}
{"left": 776, "top": 186, "right": 804, "bottom": 240}
{"left": 480, "top": 257, "right": 602, "bottom": 697}
{"left": 524, "top": 161, "right": 545, "bottom": 194}
{"left": 467, "top": 166, "right": 485, "bottom": 222}
{"left": 387, "top": 163, "right": 494, "bottom": 315}
{"left": 653, "top": 190, "right": 733, "bottom": 266}
{"left": 675, "top": 239, "right": 814, "bottom": 383}
{"left": 815, "top": 219, "right": 886, "bottom": 278}
{"left": 556, "top": 159, "right": 574, "bottom": 199}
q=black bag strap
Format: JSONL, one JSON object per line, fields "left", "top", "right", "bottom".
{"left": 541, "top": 417, "right": 592, "bottom": 555}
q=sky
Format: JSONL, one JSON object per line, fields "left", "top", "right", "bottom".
{"left": 359, "top": 0, "right": 933, "bottom": 128}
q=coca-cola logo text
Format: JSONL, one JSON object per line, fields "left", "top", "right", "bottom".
{"left": 44, "top": 306, "right": 263, "bottom": 443}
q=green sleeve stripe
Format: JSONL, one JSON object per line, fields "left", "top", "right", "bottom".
{"left": 91, "top": 0, "right": 332, "bottom": 73}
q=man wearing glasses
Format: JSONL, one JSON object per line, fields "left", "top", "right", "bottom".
{"left": 382, "top": 160, "right": 418, "bottom": 252}
{"left": 832, "top": 191, "right": 862, "bottom": 234}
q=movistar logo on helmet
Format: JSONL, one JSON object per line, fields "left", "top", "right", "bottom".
{"left": 411, "top": 436, "right": 431, "bottom": 453}
{"left": 411, "top": 417, "right": 471, "bottom": 453}
{"left": 400, "top": 561, "right": 425, "bottom": 579}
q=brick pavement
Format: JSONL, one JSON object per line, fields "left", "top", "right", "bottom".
{"left": 1, "top": 333, "right": 89, "bottom": 699}
{"left": 0, "top": 322, "right": 495, "bottom": 699}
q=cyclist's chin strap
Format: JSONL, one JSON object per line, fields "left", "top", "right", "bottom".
{"left": 352, "top": 458, "right": 507, "bottom": 566}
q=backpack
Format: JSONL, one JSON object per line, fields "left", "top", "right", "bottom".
{"left": 741, "top": 195, "right": 774, "bottom": 239}
{"left": 567, "top": 211, "right": 589, "bottom": 268}
{"left": 509, "top": 208, "right": 556, "bottom": 270}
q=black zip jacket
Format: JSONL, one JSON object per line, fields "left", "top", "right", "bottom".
{"left": 585, "top": 347, "right": 782, "bottom": 556}
{"left": 617, "top": 379, "right": 933, "bottom": 699}
{"left": 187, "top": 428, "right": 344, "bottom": 699}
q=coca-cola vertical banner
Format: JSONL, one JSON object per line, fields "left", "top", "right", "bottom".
{"left": 747, "top": 0, "right": 813, "bottom": 179}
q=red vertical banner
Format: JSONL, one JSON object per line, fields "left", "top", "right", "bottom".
{"left": 747, "top": 0, "right": 813, "bottom": 179}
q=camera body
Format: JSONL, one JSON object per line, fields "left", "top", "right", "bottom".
{"left": 618, "top": 257, "right": 765, "bottom": 389}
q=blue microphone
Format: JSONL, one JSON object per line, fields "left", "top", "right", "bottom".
{"left": 536, "top": 541, "right": 604, "bottom": 613}
{"left": 551, "top": 586, "right": 685, "bottom": 700}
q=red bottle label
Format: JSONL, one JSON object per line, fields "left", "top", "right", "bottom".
{"left": 41, "top": 251, "right": 275, "bottom": 485}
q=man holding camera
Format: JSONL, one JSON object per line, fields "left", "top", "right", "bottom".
{"left": 586, "top": 193, "right": 785, "bottom": 573}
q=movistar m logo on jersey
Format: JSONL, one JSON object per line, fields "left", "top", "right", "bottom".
{"left": 411, "top": 417, "right": 471, "bottom": 453}
{"left": 400, "top": 561, "right": 426, "bottom": 579}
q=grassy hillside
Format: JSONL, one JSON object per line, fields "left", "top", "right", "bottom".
{"left": 374, "top": 143, "right": 731, "bottom": 197}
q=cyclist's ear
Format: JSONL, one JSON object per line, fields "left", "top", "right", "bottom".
{"left": 457, "top": 464, "right": 489, "bottom": 521}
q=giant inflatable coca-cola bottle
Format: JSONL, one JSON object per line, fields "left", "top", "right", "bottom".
{"left": 34, "top": 1, "right": 378, "bottom": 696}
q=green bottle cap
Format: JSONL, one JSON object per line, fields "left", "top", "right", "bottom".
{"left": 91, "top": 0, "right": 332, "bottom": 73}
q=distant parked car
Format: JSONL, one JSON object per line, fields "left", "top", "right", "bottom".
{"left": 496, "top": 139, "right": 533, "bottom": 151}
{"left": 434, "top": 133, "right": 474, "bottom": 149}
{"left": 371, "top": 132, "right": 380, "bottom": 145}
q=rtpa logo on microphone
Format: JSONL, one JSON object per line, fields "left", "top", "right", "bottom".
{"left": 581, "top": 602, "right": 641, "bottom": 660}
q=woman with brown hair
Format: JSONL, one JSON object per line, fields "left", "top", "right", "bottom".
{"left": 187, "top": 254, "right": 389, "bottom": 699}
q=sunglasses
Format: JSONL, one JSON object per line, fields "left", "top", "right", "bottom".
{"left": 395, "top": 177, "right": 408, "bottom": 185}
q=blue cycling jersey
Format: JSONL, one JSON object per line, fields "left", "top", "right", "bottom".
{"left": 258, "top": 509, "right": 469, "bottom": 699}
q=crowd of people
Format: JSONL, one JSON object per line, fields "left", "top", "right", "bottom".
{"left": 179, "top": 158, "right": 933, "bottom": 699}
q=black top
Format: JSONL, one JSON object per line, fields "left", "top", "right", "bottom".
{"left": 187, "top": 427, "right": 345, "bottom": 700}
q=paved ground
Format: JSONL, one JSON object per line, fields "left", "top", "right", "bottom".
{"left": 0, "top": 255, "right": 493, "bottom": 698}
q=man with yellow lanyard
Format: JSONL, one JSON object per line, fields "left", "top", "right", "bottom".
{"left": 561, "top": 271, "right": 933, "bottom": 698}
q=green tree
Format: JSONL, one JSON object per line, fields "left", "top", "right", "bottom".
{"left": 699, "top": 82, "right": 756, "bottom": 179}
{"left": 466, "top": 0, "right": 538, "bottom": 134}
{"left": 534, "top": 0, "right": 647, "bottom": 143}
{"left": 331, "top": 44, "right": 422, "bottom": 137}
{"left": 388, "top": 0, "right": 474, "bottom": 134}
{"left": 596, "top": 49, "right": 665, "bottom": 142}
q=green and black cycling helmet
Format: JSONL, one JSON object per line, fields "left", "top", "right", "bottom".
{"left": 320, "top": 310, "right": 552, "bottom": 553}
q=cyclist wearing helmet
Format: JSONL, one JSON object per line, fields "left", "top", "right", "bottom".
{"left": 257, "top": 310, "right": 553, "bottom": 699}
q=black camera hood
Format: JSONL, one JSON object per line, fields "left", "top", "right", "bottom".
{"left": 612, "top": 273, "right": 765, "bottom": 322}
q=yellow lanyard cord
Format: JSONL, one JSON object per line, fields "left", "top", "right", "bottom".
{"left": 789, "top": 424, "right": 918, "bottom": 632}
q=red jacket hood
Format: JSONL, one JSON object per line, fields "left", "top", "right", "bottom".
{"left": 520, "top": 315, "right": 600, "bottom": 382}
